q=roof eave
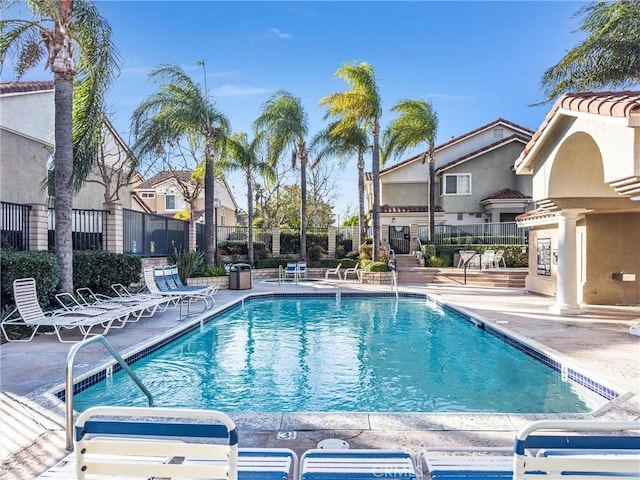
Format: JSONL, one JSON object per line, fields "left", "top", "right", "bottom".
{"left": 515, "top": 110, "right": 566, "bottom": 175}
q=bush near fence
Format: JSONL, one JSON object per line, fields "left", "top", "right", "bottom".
{"left": 1, "top": 251, "right": 59, "bottom": 309}
{"left": 280, "top": 231, "right": 329, "bottom": 255}
{"left": 73, "top": 251, "right": 142, "bottom": 295}
{"left": 255, "top": 257, "right": 358, "bottom": 269}
{"left": 217, "top": 241, "right": 271, "bottom": 263}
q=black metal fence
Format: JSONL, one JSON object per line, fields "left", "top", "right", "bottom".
{"left": 1, "top": 201, "right": 31, "bottom": 250}
{"left": 123, "top": 209, "right": 187, "bottom": 256}
{"left": 48, "top": 208, "right": 108, "bottom": 250}
{"left": 417, "top": 222, "right": 527, "bottom": 246}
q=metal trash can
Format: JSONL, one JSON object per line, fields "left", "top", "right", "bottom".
{"left": 229, "top": 263, "right": 252, "bottom": 290}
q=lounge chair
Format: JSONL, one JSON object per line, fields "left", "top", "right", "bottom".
{"left": 343, "top": 262, "right": 361, "bottom": 281}
{"left": 1, "top": 278, "right": 120, "bottom": 343}
{"left": 76, "top": 286, "right": 171, "bottom": 323}
{"left": 297, "top": 262, "right": 307, "bottom": 279}
{"left": 283, "top": 262, "right": 298, "bottom": 281}
{"left": 419, "top": 420, "right": 640, "bottom": 480}
{"left": 143, "top": 267, "right": 212, "bottom": 318}
{"left": 165, "top": 264, "right": 219, "bottom": 298}
{"left": 300, "top": 449, "right": 416, "bottom": 480}
{"left": 325, "top": 263, "right": 342, "bottom": 281}
{"left": 37, "top": 405, "right": 297, "bottom": 479}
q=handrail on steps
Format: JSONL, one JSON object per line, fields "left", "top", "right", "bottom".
{"left": 65, "top": 335, "right": 154, "bottom": 449}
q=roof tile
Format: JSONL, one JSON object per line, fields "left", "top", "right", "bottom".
{"left": 0, "top": 81, "right": 54, "bottom": 94}
{"left": 482, "top": 188, "right": 530, "bottom": 201}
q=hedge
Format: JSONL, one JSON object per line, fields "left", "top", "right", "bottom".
{"left": 1, "top": 250, "right": 59, "bottom": 309}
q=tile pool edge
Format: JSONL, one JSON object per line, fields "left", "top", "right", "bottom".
{"left": 52, "top": 291, "right": 626, "bottom": 412}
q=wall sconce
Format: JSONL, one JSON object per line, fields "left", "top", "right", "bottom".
{"left": 391, "top": 217, "right": 396, "bottom": 223}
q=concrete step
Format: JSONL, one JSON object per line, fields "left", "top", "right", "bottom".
{"left": 396, "top": 268, "right": 527, "bottom": 288}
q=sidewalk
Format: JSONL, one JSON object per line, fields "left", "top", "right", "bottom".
{"left": 1, "top": 280, "right": 638, "bottom": 479}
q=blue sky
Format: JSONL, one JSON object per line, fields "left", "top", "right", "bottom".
{"left": 5, "top": 1, "right": 588, "bottom": 219}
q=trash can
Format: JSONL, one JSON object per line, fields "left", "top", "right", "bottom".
{"left": 229, "top": 263, "right": 252, "bottom": 290}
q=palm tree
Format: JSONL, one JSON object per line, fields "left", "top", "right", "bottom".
{"left": 219, "top": 132, "right": 274, "bottom": 266}
{"left": 131, "top": 64, "right": 230, "bottom": 265}
{"left": 254, "top": 90, "right": 310, "bottom": 261}
{"left": 1, "top": 0, "right": 119, "bottom": 293}
{"left": 319, "top": 62, "right": 382, "bottom": 261}
{"left": 382, "top": 99, "right": 439, "bottom": 242}
{"left": 541, "top": 0, "right": 640, "bottom": 101}
{"left": 311, "top": 118, "right": 370, "bottom": 245}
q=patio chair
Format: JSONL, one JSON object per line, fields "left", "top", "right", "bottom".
{"left": 458, "top": 250, "right": 478, "bottom": 268}
{"left": 325, "top": 263, "right": 342, "bottom": 281}
{"left": 165, "top": 264, "right": 219, "bottom": 298}
{"left": 493, "top": 249, "right": 506, "bottom": 268}
{"left": 1, "top": 278, "right": 120, "bottom": 343}
{"left": 300, "top": 449, "right": 416, "bottom": 480}
{"left": 283, "top": 262, "right": 298, "bottom": 281}
{"left": 76, "top": 286, "right": 171, "bottom": 323}
{"left": 343, "top": 262, "right": 361, "bottom": 281}
{"left": 143, "top": 267, "right": 212, "bottom": 318}
{"left": 297, "top": 261, "right": 308, "bottom": 279}
{"left": 37, "top": 405, "right": 298, "bottom": 480}
{"left": 418, "top": 420, "right": 640, "bottom": 480}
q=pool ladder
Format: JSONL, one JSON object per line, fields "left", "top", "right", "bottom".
{"left": 64, "top": 335, "right": 154, "bottom": 449}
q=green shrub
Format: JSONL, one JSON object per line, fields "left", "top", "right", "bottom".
{"left": 167, "top": 249, "right": 205, "bottom": 282}
{"left": 422, "top": 244, "right": 436, "bottom": 258}
{"left": 426, "top": 255, "right": 448, "bottom": 267}
{"left": 0, "top": 250, "right": 59, "bottom": 308}
{"left": 255, "top": 258, "right": 291, "bottom": 269}
{"left": 363, "top": 261, "right": 389, "bottom": 272}
{"left": 73, "top": 251, "right": 142, "bottom": 295}
{"left": 307, "top": 245, "right": 324, "bottom": 261}
{"left": 203, "top": 264, "right": 227, "bottom": 277}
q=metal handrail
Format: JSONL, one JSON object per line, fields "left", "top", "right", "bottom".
{"left": 388, "top": 249, "right": 399, "bottom": 298}
{"left": 65, "top": 335, "right": 153, "bottom": 449}
{"left": 415, "top": 236, "right": 423, "bottom": 253}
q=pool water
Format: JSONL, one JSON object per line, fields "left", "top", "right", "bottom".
{"left": 73, "top": 296, "right": 596, "bottom": 413}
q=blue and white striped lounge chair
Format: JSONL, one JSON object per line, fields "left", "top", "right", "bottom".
{"left": 37, "top": 406, "right": 297, "bottom": 480}
{"left": 419, "top": 420, "right": 640, "bottom": 480}
{"left": 283, "top": 262, "right": 298, "bottom": 281}
{"left": 1, "top": 278, "right": 121, "bottom": 343}
{"left": 165, "top": 264, "right": 219, "bottom": 297}
{"left": 143, "top": 267, "right": 213, "bottom": 319}
{"left": 300, "top": 449, "right": 417, "bottom": 480}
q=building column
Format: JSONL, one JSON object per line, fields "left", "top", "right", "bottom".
{"left": 187, "top": 220, "right": 198, "bottom": 251}
{"left": 409, "top": 223, "right": 419, "bottom": 253}
{"left": 103, "top": 202, "right": 123, "bottom": 253}
{"left": 272, "top": 227, "right": 280, "bottom": 257}
{"left": 550, "top": 209, "right": 583, "bottom": 315}
{"left": 29, "top": 204, "right": 49, "bottom": 251}
{"left": 328, "top": 226, "right": 336, "bottom": 259}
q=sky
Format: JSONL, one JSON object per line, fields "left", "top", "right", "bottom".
{"left": 3, "top": 0, "right": 589, "bottom": 222}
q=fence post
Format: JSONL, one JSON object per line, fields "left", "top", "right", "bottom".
{"left": 29, "top": 204, "right": 49, "bottom": 251}
{"left": 351, "top": 225, "right": 360, "bottom": 254}
{"left": 272, "top": 227, "right": 280, "bottom": 257}
{"left": 328, "top": 226, "right": 336, "bottom": 259}
{"left": 187, "top": 220, "right": 198, "bottom": 251}
{"left": 103, "top": 202, "right": 123, "bottom": 253}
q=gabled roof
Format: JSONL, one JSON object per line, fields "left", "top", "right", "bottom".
{"left": 0, "top": 81, "right": 54, "bottom": 95}
{"left": 435, "top": 134, "right": 530, "bottom": 174}
{"left": 135, "top": 170, "right": 196, "bottom": 189}
{"left": 378, "top": 118, "right": 534, "bottom": 176}
{"left": 481, "top": 188, "right": 530, "bottom": 202}
{"left": 516, "top": 91, "right": 640, "bottom": 170}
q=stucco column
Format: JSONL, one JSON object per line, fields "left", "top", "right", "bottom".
{"left": 29, "top": 204, "right": 49, "bottom": 251}
{"left": 328, "top": 226, "right": 336, "bottom": 259}
{"left": 550, "top": 209, "right": 583, "bottom": 315}
{"left": 103, "top": 202, "right": 123, "bottom": 253}
{"left": 351, "top": 225, "right": 360, "bottom": 254}
{"left": 272, "top": 227, "right": 280, "bottom": 257}
{"left": 409, "top": 223, "right": 419, "bottom": 253}
{"left": 187, "top": 220, "right": 198, "bottom": 251}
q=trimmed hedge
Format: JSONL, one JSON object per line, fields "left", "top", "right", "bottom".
{"left": 1, "top": 250, "right": 59, "bottom": 309}
{"left": 430, "top": 244, "right": 528, "bottom": 267}
{"left": 73, "top": 251, "right": 142, "bottom": 295}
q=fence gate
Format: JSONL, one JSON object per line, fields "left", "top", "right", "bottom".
{"left": 389, "top": 225, "right": 410, "bottom": 254}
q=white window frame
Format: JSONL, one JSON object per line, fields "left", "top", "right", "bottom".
{"left": 442, "top": 174, "right": 472, "bottom": 195}
{"left": 165, "top": 194, "right": 177, "bottom": 210}
{"left": 141, "top": 192, "right": 155, "bottom": 198}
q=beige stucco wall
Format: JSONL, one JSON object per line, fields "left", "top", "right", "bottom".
{"left": 0, "top": 129, "right": 51, "bottom": 205}
{"left": 583, "top": 212, "right": 640, "bottom": 305}
{"left": 382, "top": 183, "right": 427, "bottom": 205}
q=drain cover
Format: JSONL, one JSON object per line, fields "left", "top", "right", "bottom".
{"left": 317, "top": 438, "right": 349, "bottom": 449}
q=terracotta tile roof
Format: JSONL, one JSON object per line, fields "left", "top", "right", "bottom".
{"left": 515, "top": 207, "right": 559, "bottom": 223}
{"left": 380, "top": 204, "right": 444, "bottom": 213}
{"left": 516, "top": 90, "right": 640, "bottom": 170}
{"left": 482, "top": 188, "right": 530, "bottom": 201}
{"left": 435, "top": 134, "right": 530, "bottom": 174}
{"left": 0, "top": 81, "right": 54, "bottom": 94}
{"left": 135, "top": 170, "right": 196, "bottom": 189}
{"left": 379, "top": 118, "right": 534, "bottom": 175}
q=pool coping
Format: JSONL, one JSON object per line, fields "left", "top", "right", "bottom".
{"left": 48, "top": 290, "right": 629, "bottom": 416}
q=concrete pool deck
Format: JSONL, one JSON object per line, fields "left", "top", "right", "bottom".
{"left": 1, "top": 279, "right": 639, "bottom": 479}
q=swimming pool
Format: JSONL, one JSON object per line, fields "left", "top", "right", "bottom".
{"left": 72, "top": 295, "right": 604, "bottom": 413}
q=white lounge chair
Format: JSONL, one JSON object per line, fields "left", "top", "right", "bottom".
{"left": 343, "top": 262, "right": 361, "bottom": 281}
{"left": 76, "top": 286, "right": 171, "bottom": 323}
{"left": 493, "top": 249, "right": 506, "bottom": 268}
{"left": 283, "top": 262, "right": 298, "bottom": 281}
{"left": 297, "top": 261, "right": 308, "bottom": 279}
{"left": 143, "top": 267, "right": 212, "bottom": 319}
{"left": 325, "top": 263, "right": 342, "bottom": 281}
{"left": 300, "top": 449, "right": 416, "bottom": 480}
{"left": 1, "top": 278, "right": 120, "bottom": 343}
{"left": 37, "top": 406, "right": 298, "bottom": 480}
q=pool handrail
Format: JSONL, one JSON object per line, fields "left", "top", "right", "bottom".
{"left": 65, "top": 335, "right": 153, "bottom": 449}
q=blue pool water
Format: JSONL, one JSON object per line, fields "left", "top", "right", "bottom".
{"left": 73, "top": 296, "right": 597, "bottom": 413}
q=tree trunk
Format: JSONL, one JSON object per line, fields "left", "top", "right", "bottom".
{"left": 204, "top": 148, "right": 216, "bottom": 264}
{"left": 299, "top": 145, "right": 307, "bottom": 262}
{"left": 428, "top": 151, "right": 436, "bottom": 243}
{"left": 357, "top": 150, "right": 366, "bottom": 248}
{"left": 54, "top": 76, "right": 75, "bottom": 293}
{"left": 247, "top": 173, "right": 254, "bottom": 266}
{"left": 372, "top": 119, "right": 381, "bottom": 262}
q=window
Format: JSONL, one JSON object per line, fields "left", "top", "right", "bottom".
{"left": 442, "top": 174, "right": 471, "bottom": 195}
{"left": 165, "top": 194, "right": 176, "bottom": 210}
{"left": 457, "top": 213, "right": 463, "bottom": 221}
{"left": 141, "top": 192, "right": 155, "bottom": 198}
